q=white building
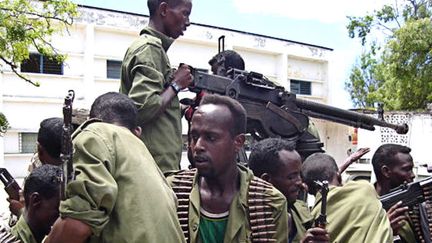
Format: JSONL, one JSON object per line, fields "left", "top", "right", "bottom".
{"left": 1, "top": 6, "right": 340, "bottom": 180}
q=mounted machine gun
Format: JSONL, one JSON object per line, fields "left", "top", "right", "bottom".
{"left": 188, "top": 67, "right": 408, "bottom": 157}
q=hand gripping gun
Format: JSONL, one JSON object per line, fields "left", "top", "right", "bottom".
{"left": 380, "top": 177, "right": 432, "bottom": 211}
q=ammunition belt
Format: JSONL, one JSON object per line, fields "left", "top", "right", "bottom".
{"left": 171, "top": 171, "right": 278, "bottom": 243}
{"left": 0, "top": 224, "right": 20, "bottom": 243}
{"left": 171, "top": 169, "right": 197, "bottom": 243}
{"left": 248, "top": 177, "right": 277, "bottom": 242}
{"left": 409, "top": 202, "right": 432, "bottom": 243}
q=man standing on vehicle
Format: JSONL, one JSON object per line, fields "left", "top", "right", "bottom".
{"left": 120, "top": 0, "right": 193, "bottom": 173}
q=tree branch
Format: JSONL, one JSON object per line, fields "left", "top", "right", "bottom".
{"left": 0, "top": 7, "right": 73, "bottom": 25}
{"left": 1, "top": 56, "right": 39, "bottom": 86}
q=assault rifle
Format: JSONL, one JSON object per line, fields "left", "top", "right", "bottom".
{"left": 380, "top": 177, "right": 432, "bottom": 211}
{"left": 0, "top": 168, "right": 21, "bottom": 201}
{"left": 60, "top": 90, "right": 75, "bottom": 200}
{"left": 188, "top": 68, "right": 409, "bottom": 156}
{"left": 314, "top": 180, "right": 329, "bottom": 228}
{"left": 0, "top": 168, "right": 22, "bottom": 227}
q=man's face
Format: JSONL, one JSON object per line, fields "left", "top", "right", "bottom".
{"left": 190, "top": 104, "right": 243, "bottom": 178}
{"left": 388, "top": 152, "right": 415, "bottom": 189}
{"left": 269, "top": 150, "right": 302, "bottom": 204}
{"left": 163, "top": 0, "right": 192, "bottom": 39}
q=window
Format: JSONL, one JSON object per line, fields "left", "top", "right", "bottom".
{"left": 290, "top": 80, "right": 311, "bottom": 95}
{"left": 21, "top": 53, "right": 63, "bottom": 75}
{"left": 107, "top": 60, "right": 122, "bottom": 79}
{"left": 19, "top": 133, "right": 37, "bottom": 153}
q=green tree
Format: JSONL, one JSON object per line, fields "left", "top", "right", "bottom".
{"left": 346, "top": 0, "right": 432, "bottom": 110}
{"left": 345, "top": 51, "right": 383, "bottom": 108}
{"left": 379, "top": 18, "right": 432, "bottom": 110}
{"left": 0, "top": 112, "right": 8, "bottom": 136}
{"left": 0, "top": 0, "right": 78, "bottom": 86}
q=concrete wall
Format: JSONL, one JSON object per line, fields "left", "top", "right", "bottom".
{"left": 353, "top": 112, "right": 432, "bottom": 180}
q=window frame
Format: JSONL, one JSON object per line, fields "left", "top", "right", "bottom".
{"left": 290, "top": 79, "right": 312, "bottom": 95}
{"left": 20, "top": 53, "right": 63, "bottom": 75}
{"left": 106, "top": 60, "right": 122, "bottom": 79}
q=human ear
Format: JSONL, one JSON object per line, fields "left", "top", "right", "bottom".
{"left": 381, "top": 165, "right": 391, "bottom": 179}
{"left": 260, "top": 173, "right": 271, "bottom": 183}
{"left": 29, "top": 192, "right": 42, "bottom": 209}
{"left": 159, "top": 2, "right": 168, "bottom": 17}
{"left": 233, "top": 134, "right": 245, "bottom": 153}
{"left": 133, "top": 126, "right": 142, "bottom": 137}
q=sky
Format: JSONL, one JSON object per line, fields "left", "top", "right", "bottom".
{"left": 72, "top": 0, "right": 392, "bottom": 108}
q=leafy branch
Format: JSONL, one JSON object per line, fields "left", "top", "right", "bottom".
{"left": 0, "top": 0, "right": 77, "bottom": 86}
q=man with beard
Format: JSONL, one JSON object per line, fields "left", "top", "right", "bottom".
{"left": 168, "top": 94, "right": 288, "bottom": 242}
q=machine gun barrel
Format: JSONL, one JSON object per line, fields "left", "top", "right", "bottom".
{"left": 295, "top": 97, "right": 408, "bottom": 134}
{"left": 190, "top": 68, "right": 409, "bottom": 137}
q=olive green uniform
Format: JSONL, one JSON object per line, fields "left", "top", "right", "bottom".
{"left": 168, "top": 165, "right": 288, "bottom": 243}
{"left": 10, "top": 217, "right": 36, "bottom": 243}
{"left": 397, "top": 219, "right": 416, "bottom": 243}
{"left": 312, "top": 180, "right": 393, "bottom": 243}
{"left": 120, "top": 26, "right": 182, "bottom": 173}
{"left": 60, "top": 120, "right": 185, "bottom": 243}
{"left": 290, "top": 200, "right": 313, "bottom": 243}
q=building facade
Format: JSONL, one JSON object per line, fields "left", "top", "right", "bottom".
{"left": 1, "top": 6, "right": 335, "bottom": 179}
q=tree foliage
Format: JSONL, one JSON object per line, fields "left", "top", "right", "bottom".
{"left": 0, "top": 112, "right": 9, "bottom": 136}
{"left": 345, "top": 51, "right": 383, "bottom": 108}
{"left": 0, "top": 0, "right": 77, "bottom": 86}
{"left": 346, "top": 0, "right": 432, "bottom": 110}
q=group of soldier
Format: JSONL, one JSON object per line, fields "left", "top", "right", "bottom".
{"left": 1, "top": 0, "right": 428, "bottom": 242}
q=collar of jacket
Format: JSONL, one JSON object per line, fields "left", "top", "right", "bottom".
{"left": 189, "top": 164, "right": 254, "bottom": 242}
{"left": 140, "top": 26, "right": 174, "bottom": 52}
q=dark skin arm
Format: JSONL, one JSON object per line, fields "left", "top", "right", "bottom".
{"left": 338, "top": 147, "right": 370, "bottom": 174}
{"left": 300, "top": 227, "right": 330, "bottom": 243}
{"left": 45, "top": 217, "right": 92, "bottom": 243}
{"left": 7, "top": 190, "right": 24, "bottom": 217}
{"left": 157, "top": 64, "right": 193, "bottom": 117}
{"left": 387, "top": 201, "right": 409, "bottom": 235}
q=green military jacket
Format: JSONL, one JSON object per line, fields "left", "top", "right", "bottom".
{"left": 60, "top": 120, "right": 185, "bottom": 243}
{"left": 312, "top": 180, "right": 393, "bottom": 243}
{"left": 11, "top": 216, "right": 36, "bottom": 243}
{"left": 120, "top": 26, "right": 182, "bottom": 173}
{"left": 168, "top": 165, "right": 288, "bottom": 243}
{"left": 290, "top": 200, "right": 314, "bottom": 243}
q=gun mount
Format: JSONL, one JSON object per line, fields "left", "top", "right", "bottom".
{"left": 189, "top": 68, "right": 409, "bottom": 157}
